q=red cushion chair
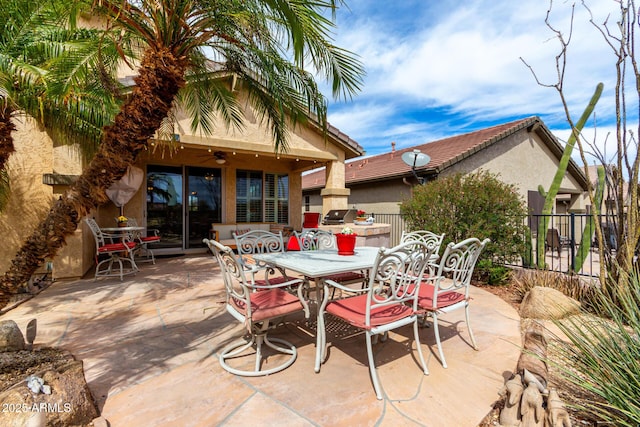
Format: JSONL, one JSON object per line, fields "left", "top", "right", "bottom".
{"left": 317, "top": 240, "right": 435, "bottom": 399}
{"left": 204, "top": 238, "right": 309, "bottom": 376}
{"left": 417, "top": 237, "right": 490, "bottom": 368}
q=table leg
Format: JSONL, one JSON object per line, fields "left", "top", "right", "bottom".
{"left": 315, "top": 279, "right": 329, "bottom": 373}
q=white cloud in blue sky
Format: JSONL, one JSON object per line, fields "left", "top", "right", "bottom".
{"left": 323, "top": 0, "right": 627, "bottom": 166}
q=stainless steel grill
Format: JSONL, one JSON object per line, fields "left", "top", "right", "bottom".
{"left": 322, "top": 209, "right": 358, "bottom": 225}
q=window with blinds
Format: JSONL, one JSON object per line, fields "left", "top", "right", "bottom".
{"left": 236, "top": 171, "right": 288, "bottom": 224}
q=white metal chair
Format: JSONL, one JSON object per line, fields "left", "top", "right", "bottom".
{"left": 233, "top": 229, "right": 290, "bottom": 286}
{"left": 85, "top": 218, "right": 138, "bottom": 281}
{"left": 317, "top": 240, "right": 434, "bottom": 399}
{"left": 127, "top": 218, "right": 161, "bottom": 264}
{"left": 400, "top": 230, "right": 445, "bottom": 258}
{"left": 294, "top": 228, "right": 368, "bottom": 298}
{"left": 417, "top": 237, "right": 490, "bottom": 368}
{"left": 203, "top": 238, "right": 309, "bottom": 376}
{"left": 293, "top": 228, "right": 336, "bottom": 251}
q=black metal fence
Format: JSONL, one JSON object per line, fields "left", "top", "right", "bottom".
{"left": 373, "top": 212, "right": 605, "bottom": 277}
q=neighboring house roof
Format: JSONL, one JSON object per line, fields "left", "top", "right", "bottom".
{"left": 302, "top": 116, "right": 588, "bottom": 190}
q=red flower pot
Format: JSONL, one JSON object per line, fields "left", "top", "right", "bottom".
{"left": 335, "top": 233, "right": 357, "bottom": 255}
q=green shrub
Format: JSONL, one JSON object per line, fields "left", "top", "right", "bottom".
{"left": 399, "top": 170, "right": 528, "bottom": 266}
{"left": 475, "top": 259, "right": 512, "bottom": 285}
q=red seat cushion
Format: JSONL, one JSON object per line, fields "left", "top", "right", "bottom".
{"left": 139, "top": 236, "right": 161, "bottom": 243}
{"left": 417, "top": 284, "right": 466, "bottom": 311}
{"left": 253, "top": 275, "right": 289, "bottom": 286}
{"left": 98, "top": 241, "right": 137, "bottom": 253}
{"left": 231, "top": 288, "right": 303, "bottom": 321}
{"left": 326, "top": 294, "right": 413, "bottom": 330}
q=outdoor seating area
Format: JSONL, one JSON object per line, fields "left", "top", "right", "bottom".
{"left": 199, "top": 229, "right": 493, "bottom": 400}
{"left": 85, "top": 218, "right": 162, "bottom": 281}
{"left": 1, "top": 245, "right": 521, "bottom": 426}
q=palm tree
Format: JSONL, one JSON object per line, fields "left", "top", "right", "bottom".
{"left": 0, "top": 0, "right": 364, "bottom": 308}
{"left": 0, "top": 0, "right": 121, "bottom": 210}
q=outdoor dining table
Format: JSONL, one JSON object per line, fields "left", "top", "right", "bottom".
{"left": 101, "top": 226, "right": 146, "bottom": 235}
{"left": 252, "top": 246, "right": 380, "bottom": 372}
{"left": 100, "top": 226, "right": 146, "bottom": 271}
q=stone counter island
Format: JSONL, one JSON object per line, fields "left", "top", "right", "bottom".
{"left": 318, "top": 223, "right": 391, "bottom": 248}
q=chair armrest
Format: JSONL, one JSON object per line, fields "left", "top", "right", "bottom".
{"left": 323, "top": 279, "right": 368, "bottom": 294}
{"left": 249, "top": 277, "right": 304, "bottom": 291}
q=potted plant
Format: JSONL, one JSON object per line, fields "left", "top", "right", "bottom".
{"left": 356, "top": 210, "right": 367, "bottom": 221}
{"left": 116, "top": 215, "right": 128, "bottom": 227}
{"left": 335, "top": 226, "right": 357, "bottom": 255}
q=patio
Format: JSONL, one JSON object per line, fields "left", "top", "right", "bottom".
{"left": 1, "top": 254, "right": 521, "bottom": 426}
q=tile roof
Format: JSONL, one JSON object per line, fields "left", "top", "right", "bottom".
{"left": 303, "top": 116, "right": 564, "bottom": 189}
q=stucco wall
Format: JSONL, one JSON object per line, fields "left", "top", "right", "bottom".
{"left": 302, "top": 128, "right": 589, "bottom": 216}
{"left": 442, "top": 130, "right": 586, "bottom": 211}
{"left": 0, "top": 119, "right": 54, "bottom": 276}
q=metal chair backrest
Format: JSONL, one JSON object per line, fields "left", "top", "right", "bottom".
{"left": 365, "top": 241, "right": 434, "bottom": 320}
{"left": 85, "top": 218, "right": 108, "bottom": 249}
{"left": 204, "top": 239, "right": 253, "bottom": 322}
{"left": 234, "top": 229, "right": 285, "bottom": 270}
{"left": 293, "top": 229, "right": 336, "bottom": 251}
{"left": 400, "top": 230, "right": 445, "bottom": 255}
{"left": 430, "top": 237, "right": 490, "bottom": 299}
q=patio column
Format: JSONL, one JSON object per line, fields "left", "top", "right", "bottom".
{"left": 320, "top": 159, "right": 350, "bottom": 214}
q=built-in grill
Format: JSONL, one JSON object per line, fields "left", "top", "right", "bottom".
{"left": 322, "top": 209, "right": 358, "bottom": 225}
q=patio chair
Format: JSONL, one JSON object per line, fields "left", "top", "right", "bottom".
{"left": 203, "top": 238, "right": 309, "bottom": 376}
{"left": 417, "top": 237, "right": 490, "bottom": 368}
{"left": 302, "top": 212, "right": 321, "bottom": 230}
{"left": 545, "top": 228, "right": 570, "bottom": 256}
{"left": 85, "top": 218, "right": 138, "bottom": 281}
{"left": 233, "top": 229, "right": 291, "bottom": 286}
{"left": 400, "top": 230, "right": 445, "bottom": 257}
{"left": 294, "top": 228, "right": 368, "bottom": 298}
{"left": 293, "top": 228, "right": 336, "bottom": 251}
{"left": 318, "top": 240, "right": 433, "bottom": 399}
{"left": 126, "top": 218, "right": 161, "bottom": 264}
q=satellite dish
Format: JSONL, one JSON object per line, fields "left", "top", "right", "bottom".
{"left": 401, "top": 149, "right": 431, "bottom": 168}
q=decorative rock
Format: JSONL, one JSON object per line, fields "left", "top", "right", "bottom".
{"left": 0, "top": 320, "right": 25, "bottom": 352}
{"left": 0, "top": 360, "right": 99, "bottom": 426}
{"left": 519, "top": 286, "right": 580, "bottom": 320}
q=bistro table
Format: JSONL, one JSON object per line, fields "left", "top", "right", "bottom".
{"left": 252, "top": 246, "right": 381, "bottom": 372}
{"left": 100, "top": 226, "right": 146, "bottom": 271}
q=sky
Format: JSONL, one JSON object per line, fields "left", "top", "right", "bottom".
{"left": 320, "top": 0, "right": 630, "bottom": 167}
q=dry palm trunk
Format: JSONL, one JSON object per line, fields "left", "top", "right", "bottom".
{"left": 0, "top": 110, "right": 16, "bottom": 171}
{"left": 0, "top": 47, "right": 186, "bottom": 308}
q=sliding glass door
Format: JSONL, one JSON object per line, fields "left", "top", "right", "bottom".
{"left": 186, "top": 166, "right": 221, "bottom": 248}
{"left": 146, "top": 165, "right": 222, "bottom": 250}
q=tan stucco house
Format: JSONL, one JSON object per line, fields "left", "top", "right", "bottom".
{"left": 302, "top": 116, "right": 590, "bottom": 217}
{"left": 0, "top": 73, "right": 363, "bottom": 280}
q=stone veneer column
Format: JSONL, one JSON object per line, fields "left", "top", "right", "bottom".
{"left": 320, "top": 159, "right": 350, "bottom": 213}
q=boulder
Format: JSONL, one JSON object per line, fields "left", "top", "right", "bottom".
{"left": 0, "top": 320, "right": 25, "bottom": 352}
{"left": 0, "top": 359, "right": 99, "bottom": 427}
{"left": 519, "top": 287, "right": 580, "bottom": 320}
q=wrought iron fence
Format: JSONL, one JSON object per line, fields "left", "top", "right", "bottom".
{"left": 371, "top": 213, "right": 406, "bottom": 246}
{"left": 374, "top": 212, "right": 606, "bottom": 277}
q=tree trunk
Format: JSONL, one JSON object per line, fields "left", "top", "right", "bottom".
{"left": 0, "top": 110, "right": 16, "bottom": 171}
{"left": 0, "top": 47, "right": 186, "bottom": 309}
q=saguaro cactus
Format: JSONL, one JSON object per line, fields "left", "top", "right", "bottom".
{"left": 536, "top": 83, "right": 603, "bottom": 268}
{"left": 574, "top": 165, "right": 605, "bottom": 271}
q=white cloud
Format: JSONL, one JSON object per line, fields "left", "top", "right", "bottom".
{"left": 324, "top": 0, "right": 630, "bottom": 165}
